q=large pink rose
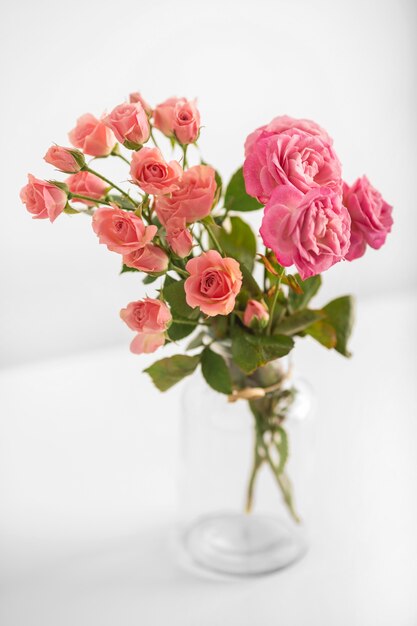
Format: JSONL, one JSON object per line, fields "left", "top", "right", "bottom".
{"left": 130, "top": 147, "right": 182, "bottom": 195}
{"left": 44, "top": 146, "right": 84, "bottom": 173}
{"left": 69, "top": 113, "right": 115, "bottom": 157}
{"left": 20, "top": 175, "right": 67, "bottom": 222}
{"left": 123, "top": 244, "right": 169, "bottom": 273}
{"left": 243, "top": 121, "right": 341, "bottom": 204}
{"left": 260, "top": 186, "right": 351, "bottom": 279}
{"left": 153, "top": 97, "right": 200, "bottom": 144}
{"left": 343, "top": 177, "right": 393, "bottom": 261}
{"left": 66, "top": 171, "right": 108, "bottom": 206}
{"left": 129, "top": 92, "right": 152, "bottom": 115}
{"left": 155, "top": 165, "right": 216, "bottom": 225}
{"left": 244, "top": 115, "right": 333, "bottom": 157}
{"left": 120, "top": 297, "right": 171, "bottom": 333}
{"left": 185, "top": 250, "right": 242, "bottom": 316}
{"left": 104, "top": 102, "right": 150, "bottom": 146}
{"left": 243, "top": 300, "right": 269, "bottom": 329}
{"left": 165, "top": 216, "right": 193, "bottom": 258}
{"left": 92, "top": 206, "right": 157, "bottom": 254}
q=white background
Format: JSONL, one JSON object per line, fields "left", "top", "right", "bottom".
{"left": 0, "top": 0, "right": 416, "bottom": 367}
{"left": 1, "top": 1, "right": 417, "bottom": 624}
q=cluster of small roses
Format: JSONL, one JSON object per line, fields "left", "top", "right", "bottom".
{"left": 243, "top": 116, "right": 393, "bottom": 279}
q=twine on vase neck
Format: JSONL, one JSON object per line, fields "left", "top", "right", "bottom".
{"left": 227, "top": 364, "right": 293, "bottom": 403}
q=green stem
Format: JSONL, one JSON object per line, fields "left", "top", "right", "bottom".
{"left": 69, "top": 193, "right": 111, "bottom": 206}
{"left": 85, "top": 166, "right": 137, "bottom": 208}
{"left": 262, "top": 443, "right": 300, "bottom": 523}
{"left": 245, "top": 430, "right": 264, "bottom": 514}
{"left": 113, "top": 152, "right": 131, "bottom": 166}
{"left": 203, "top": 222, "right": 223, "bottom": 255}
{"left": 267, "top": 266, "right": 285, "bottom": 335}
{"left": 182, "top": 144, "right": 188, "bottom": 169}
{"left": 169, "top": 263, "right": 189, "bottom": 278}
{"left": 172, "top": 318, "right": 209, "bottom": 327}
{"left": 150, "top": 129, "right": 160, "bottom": 150}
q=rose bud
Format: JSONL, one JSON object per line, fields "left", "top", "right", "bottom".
{"left": 44, "top": 146, "right": 85, "bottom": 173}
{"left": 66, "top": 171, "right": 108, "bottom": 206}
{"left": 129, "top": 92, "right": 152, "bottom": 116}
{"left": 243, "top": 300, "right": 270, "bottom": 329}
{"left": 20, "top": 175, "right": 67, "bottom": 222}
{"left": 153, "top": 97, "right": 201, "bottom": 144}
{"left": 69, "top": 113, "right": 116, "bottom": 157}
{"left": 92, "top": 206, "right": 157, "bottom": 254}
{"left": 165, "top": 216, "right": 193, "bottom": 258}
{"left": 343, "top": 177, "right": 393, "bottom": 261}
{"left": 130, "top": 147, "right": 182, "bottom": 195}
{"left": 155, "top": 165, "right": 216, "bottom": 225}
{"left": 184, "top": 250, "right": 242, "bottom": 316}
{"left": 260, "top": 186, "right": 351, "bottom": 280}
{"left": 123, "top": 244, "right": 169, "bottom": 273}
{"left": 104, "top": 102, "right": 150, "bottom": 148}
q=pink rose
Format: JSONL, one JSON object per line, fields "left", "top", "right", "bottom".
{"left": 130, "top": 147, "right": 182, "bottom": 195}
{"left": 244, "top": 115, "right": 333, "bottom": 157}
{"left": 123, "top": 244, "right": 169, "bottom": 273}
{"left": 129, "top": 92, "right": 152, "bottom": 115}
{"left": 69, "top": 113, "right": 115, "bottom": 157}
{"left": 92, "top": 206, "right": 157, "bottom": 254}
{"left": 104, "top": 102, "right": 150, "bottom": 146}
{"left": 66, "top": 171, "right": 108, "bottom": 206}
{"left": 260, "top": 186, "right": 351, "bottom": 280}
{"left": 243, "top": 300, "right": 269, "bottom": 328}
{"left": 130, "top": 332, "right": 166, "bottom": 354}
{"left": 153, "top": 97, "right": 200, "bottom": 144}
{"left": 166, "top": 216, "right": 193, "bottom": 258}
{"left": 120, "top": 297, "right": 171, "bottom": 332}
{"left": 185, "top": 250, "right": 242, "bottom": 316}
{"left": 20, "top": 174, "right": 67, "bottom": 222}
{"left": 343, "top": 177, "right": 393, "bottom": 261}
{"left": 44, "top": 146, "right": 85, "bottom": 173}
{"left": 155, "top": 165, "right": 216, "bottom": 225}
{"left": 243, "top": 121, "right": 341, "bottom": 204}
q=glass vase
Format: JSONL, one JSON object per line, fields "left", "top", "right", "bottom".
{"left": 178, "top": 353, "right": 315, "bottom": 577}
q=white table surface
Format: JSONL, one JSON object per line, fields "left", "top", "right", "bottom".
{"left": 1, "top": 294, "right": 416, "bottom": 626}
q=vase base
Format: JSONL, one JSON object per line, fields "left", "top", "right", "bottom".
{"left": 183, "top": 512, "right": 307, "bottom": 576}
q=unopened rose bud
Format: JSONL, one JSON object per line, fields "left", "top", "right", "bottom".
{"left": 44, "top": 145, "right": 85, "bottom": 173}
{"left": 243, "top": 299, "right": 270, "bottom": 329}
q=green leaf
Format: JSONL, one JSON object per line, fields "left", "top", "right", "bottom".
{"left": 224, "top": 167, "right": 263, "bottom": 212}
{"left": 167, "top": 320, "right": 197, "bottom": 341}
{"left": 108, "top": 194, "right": 136, "bottom": 211}
{"left": 305, "top": 319, "right": 337, "bottom": 349}
{"left": 143, "top": 274, "right": 160, "bottom": 284}
{"left": 218, "top": 216, "right": 257, "bottom": 271}
{"left": 63, "top": 205, "right": 80, "bottom": 215}
{"left": 322, "top": 296, "right": 355, "bottom": 357}
{"left": 240, "top": 263, "right": 263, "bottom": 297}
{"left": 144, "top": 354, "right": 200, "bottom": 391}
{"left": 121, "top": 264, "right": 139, "bottom": 274}
{"left": 275, "top": 426, "right": 289, "bottom": 475}
{"left": 163, "top": 276, "right": 199, "bottom": 319}
{"left": 232, "top": 326, "right": 294, "bottom": 374}
{"left": 201, "top": 348, "right": 233, "bottom": 394}
{"left": 288, "top": 274, "right": 322, "bottom": 312}
{"left": 186, "top": 331, "right": 208, "bottom": 350}
{"left": 274, "top": 310, "right": 325, "bottom": 336}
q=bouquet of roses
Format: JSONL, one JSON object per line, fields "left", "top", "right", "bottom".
{"left": 20, "top": 93, "right": 393, "bottom": 519}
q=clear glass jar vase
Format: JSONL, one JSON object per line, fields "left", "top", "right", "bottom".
{"left": 178, "top": 353, "right": 315, "bottom": 577}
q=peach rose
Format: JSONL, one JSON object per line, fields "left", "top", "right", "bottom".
{"left": 130, "top": 332, "right": 166, "bottom": 354}
{"left": 104, "top": 102, "right": 150, "bottom": 146}
{"left": 185, "top": 250, "right": 242, "bottom": 316}
{"left": 260, "top": 185, "right": 351, "bottom": 280}
{"left": 120, "top": 297, "right": 171, "bottom": 333}
{"left": 44, "top": 146, "right": 85, "bottom": 173}
{"left": 243, "top": 300, "right": 269, "bottom": 328}
{"left": 66, "top": 171, "right": 108, "bottom": 206}
{"left": 69, "top": 113, "right": 115, "bottom": 157}
{"left": 130, "top": 147, "right": 182, "bottom": 195}
{"left": 153, "top": 97, "right": 200, "bottom": 144}
{"left": 343, "top": 177, "right": 393, "bottom": 261}
{"left": 123, "top": 244, "right": 169, "bottom": 273}
{"left": 155, "top": 165, "right": 216, "bottom": 225}
{"left": 92, "top": 206, "right": 157, "bottom": 254}
{"left": 129, "top": 92, "right": 152, "bottom": 116}
{"left": 20, "top": 175, "right": 67, "bottom": 222}
{"left": 165, "top": 216, "right": 193, "bottom": 258}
